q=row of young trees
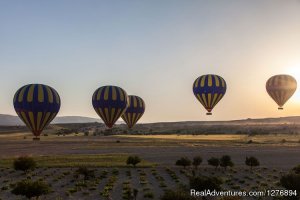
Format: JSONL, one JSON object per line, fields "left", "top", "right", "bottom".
{"left": 10, "top": 155, "right": 143, "bottom": 199}
{"left": 8, "top": 156, "right": 300, "bottom": 200}
{"left": 175, "top": 155, "right": 260, "bottom": 170}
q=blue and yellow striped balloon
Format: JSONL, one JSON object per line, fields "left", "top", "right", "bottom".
{"left": 13, "top": 84, "right": 61, "bottom": 138}
{"left": 92, "top": 86, "right": 128, "bottom": 128}
{"left": 193, "top": 74, "right": 227, "bottom": 115}
{"left": 121, "top": 95, "right": 145, "bottom": 128}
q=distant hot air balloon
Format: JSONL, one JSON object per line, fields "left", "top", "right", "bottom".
{"left": 266, "top": 74, "right": 297, "bottom": 110}
{"left": 92, "top": 86, "right": 128, "bottom": 128}
{"left": 13, "top": 84, "right": 61, "bottom": 140}
{"left": 193, "top": 74, "right": 227, "bottom": 115}
{"left": 121, "top": 95, "right": 145, "bottom": 128}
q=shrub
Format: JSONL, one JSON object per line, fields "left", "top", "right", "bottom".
{"left": 161, "top": 188, "right": 195, "bottom": 200}
{"left": 133, "top": 188, "right": 138, "bottom": 200}
{"left": 175, "top": 157, "right": 191, "bottom": 169}
{"left": 192, "top": 156, "right": 202, "bottom": 169}
{"left": 144, "top": 192, "right": 154, "bottom": 199}
{"left": 1, "top": 186, "right": 8, "bottom": 190}
{"left": 292, "top": 165, "right": 300, "bottom": 174}
{"left": 220, "top": 155, "right": 234, "bottom": 170}
{"left": 68, "top": 187, "right": 77, "bottom": 194}
{"left": 190, "top": 176, "right": 222, "bottom": 191}
{"left": 280, "top": 173, "right": 300, "bottom": 194}
{"left": 11, "top": 180, "right": 51, "bottom": 199}
{"left": 13, "top": 156, "right": 36, "bottom": 172}
{"left": 144, "top": 191, "right": 154, "bottom": 198}
{"left": 207, "top": 157, "right": 220, "bottom": 169}
{"left": 126, "top": 156, "right": 141, "bottom": 167}
{"left": 112, "top": 168, "right": 119, "bottom": 175}
{"left": 245, "top": 156, "right": 260, "bottom": 170}
{"left": 75, "top": 166, "right": 95, "bottom": 180}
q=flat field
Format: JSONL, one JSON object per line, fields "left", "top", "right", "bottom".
{"left": 0, "top": 133, "right": 298, "bottom": 199}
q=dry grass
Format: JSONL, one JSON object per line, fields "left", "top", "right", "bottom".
{"left": 117, "top": 134, "right": 300, "bottom": 146}
{"left": 0, "top": 154, "right": 155, "bottom": 168}
{"left": 117, "top": 134, "right": 246, "bottom": 141}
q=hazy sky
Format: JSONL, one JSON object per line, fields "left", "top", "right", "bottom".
{"left": 0, "top": 0, "right": 300, "bottom": 122}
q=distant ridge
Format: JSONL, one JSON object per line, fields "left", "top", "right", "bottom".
{"left": 52, "top": 116, "right": 101, "bottom": 124}
{"left": 0, "top": 114, "right": 299, "bottom": 126}
{"left": 0, "top": 114, "right": 101, "bottom": 126}
{"left": 0, "top": 114, "right": 22, "bottom": 126}
{"left": 147, "top": 116, "right": 300, "bottom": 126}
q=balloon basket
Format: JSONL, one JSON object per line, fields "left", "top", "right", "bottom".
{"left": 33, "top": 137, "right": 40, "bottom": 141}
{"left": 206, "top": 112, "right": 212, "bottom": 115}
{"left": 278, "top": 107, "right": 284, "bottom": 110}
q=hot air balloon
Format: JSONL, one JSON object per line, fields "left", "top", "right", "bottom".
{"left": 92, "top": 86, "right": 128, "bottom": 128}
{"left": 266, "top": 74, "right": 297, "bottom": 110}
{"left": 121, "top": 95, "right": 145, "bottom": 128}
{"left": 193, "top": 74, "right": 227, "bottom": 115}
{"left": 13, "top": 84, "right": 61, "bottom": 140}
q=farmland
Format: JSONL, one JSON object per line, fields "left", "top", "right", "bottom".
{"left": 0, "top": 131, "right": 298, "bottom": 199}
{"left": 0, "top": 165, "right": 288, "bottom": 200}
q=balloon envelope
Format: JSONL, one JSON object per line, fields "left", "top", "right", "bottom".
{"left": 121, "top": 95, "right": 145, "bottom": 128}
{"left": 266, "top": 74, "right": 297, "bottom": 109}
{"left": 92, "top": 86, "right": 128, "bottom": 128}
{"left": 193, "top": 74, "right": 227, "bottom": 115}
{"left": 13, "top": 84, "right": 61, "bottom": 137}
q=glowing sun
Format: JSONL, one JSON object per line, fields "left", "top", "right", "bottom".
{"left": 286, "top": 66, "right": 300, "bottom": 101}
